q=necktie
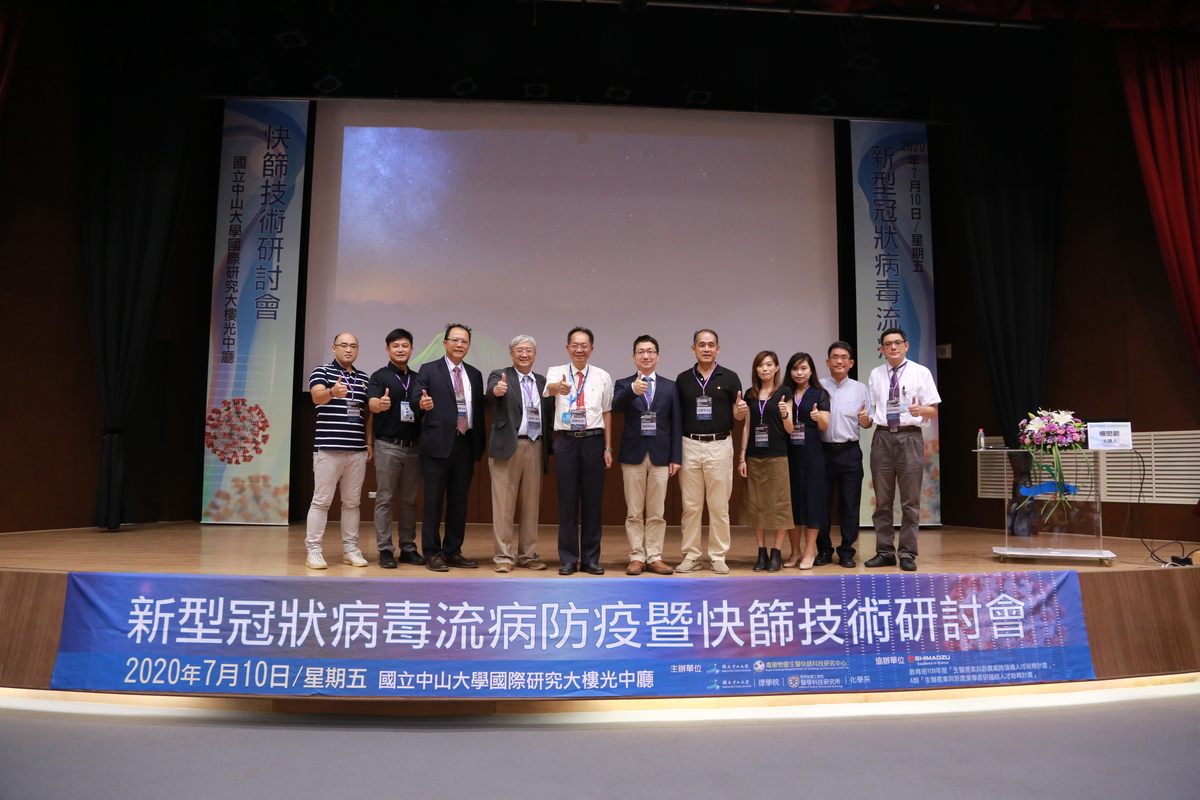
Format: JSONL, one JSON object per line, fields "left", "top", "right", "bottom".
{"left": 888, "top": 367, "right": 900, "bottom": 432}
{"left": 575, "top": 371, "right": 585, "bottom": 410}
{"left": 453, "top": 366, "right": 468, "bottom": 434}
{"left": 644, "top": 375, "right": 654, "bottom": 407}
{"left": 524, "top": 375, "right": 538, "bottom": 439}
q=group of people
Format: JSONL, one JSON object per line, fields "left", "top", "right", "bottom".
{"left": 304, "top": 325, "right": 941, "bottom": 576}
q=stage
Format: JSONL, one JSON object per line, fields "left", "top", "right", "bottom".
{"left": 1, "top": 523, "right": 1198, "bottom": 714}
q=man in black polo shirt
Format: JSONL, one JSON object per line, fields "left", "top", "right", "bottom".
{"left": 306, "top": 332, "right": 372, "bottom": 570}
{"left": 366, "top": 328, "right": 425, "bottom": 569}
{"left": 674, "top": 329, "right": 747, "bottom": 574}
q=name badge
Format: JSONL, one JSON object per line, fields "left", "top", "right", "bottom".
{"left": 640, "top": 411, "right": 657, "bottom": 436}
{"left": 791, "top": 426, "right": 805, "bottom": 444}
{"left": 754, "top": 425, "right": 769, "bottom": 446}
{"left": 457, "top": 399, "right": 468, "bottom": 419}
{"left": 568, "top": 408, "right": 587, "bottom": 431}
{"left": 526, "top": 405, "right": 541, "bottom": 438}
{"left": 399, "top": 401, "right": 414, "bottom": 422}
{"left": 696, "top": 395, "right": 713, "bottom": 420}
{"left": 886, "top": 399, "right": 901, "bottom": 432}
{"left": 346, "top": 399, "right": 362, "bottom": 420}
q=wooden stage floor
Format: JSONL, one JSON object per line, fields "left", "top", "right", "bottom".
{"left": 0, "top": 522, "right": 1176, "bottom": 577}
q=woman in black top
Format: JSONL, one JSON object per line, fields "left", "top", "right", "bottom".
{"left": 782, "top": 352, "right": 830, "bottom": 570}
{"left": 738, "top": 351, "right": 794, "bottom": 572}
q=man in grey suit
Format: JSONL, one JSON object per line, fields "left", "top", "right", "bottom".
{"left": 487, "top": 335, "right": 554, "bottom": 573}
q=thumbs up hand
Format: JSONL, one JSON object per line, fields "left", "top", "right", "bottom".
{"left": 778, "top": 395, "right": 790, "bottom": 419}
{"left": 632, "top": 374, "right": 648, "bottom": 395}
{"left": 419, "top": 389, "right": 434, "bottom": 411}
{"left": 494, "top": 372, "right": 509, "bottom": 397}
{"left": 330, "top": 377, "right": 348, "bottom": 399}
{"left": 733, "top": 390, "right": 748, "bottom": 419}
{"left": 552, "top": 377, "right": 571, "bottom": 396}
{"left": 858, "top": 402, "right": 870, "bottom": 426}
{"left": 810, "top": 402, "right": 821, "bottom": 421}
{"left": 379, "top": 387, "right": 392, "bottom": 411}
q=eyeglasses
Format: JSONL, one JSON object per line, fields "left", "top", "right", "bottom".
{"left": 881, "top": 340, "right": 906, "bottom": 348}
{"left": 634, "top": 349, "right": 658, "bottom": 356}
{"left": 569, "top": 343, "right": 592, "bottom": 351}
{"left": 334, "top": 343, "right": 358, "bottom": 349}
{"left": 828, "top": 355, "right": 852, "bottom": 362}
{"left": 446, "top": 337, "right": 470, "bottom": 345}
{"left": 513, "top": 348, "right": 535, "bottom": 356}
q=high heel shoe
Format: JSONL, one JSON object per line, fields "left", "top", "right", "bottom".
{"left": 768, "top": 548, "right": 783, "bottom": 572}
{"left": 798, "top": 555, "right": 816, "bottom": 570}
{"left": 753, "top": 547, "right": 769, "bottom": 572}
{"left": 783, "top": 552, "right": 799, "bottom": 568}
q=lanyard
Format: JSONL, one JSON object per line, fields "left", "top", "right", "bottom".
{"left": 693, "top": 364, "right": 717, "bottom": 396}
{"left": 337, "top": 366, "right": 358, "bottom": 394}
{"left": 567, "top": 366, "right": 589, "bottom": 407}
{"left": 390, "top": 365, "right": 410, "bottom": 395}
{"left": 519, "top": 372, "right": 537, "bottom": 405}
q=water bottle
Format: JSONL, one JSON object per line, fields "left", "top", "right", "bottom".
{"left": 977, "top": 428, "right": 986, "bottom": 450}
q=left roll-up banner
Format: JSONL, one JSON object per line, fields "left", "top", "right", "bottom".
{"left": 202, "top": 100, "right": 310, "bottom": 524}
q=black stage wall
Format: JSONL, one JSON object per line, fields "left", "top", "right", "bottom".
{"left": 1, "top": 9, "right": 1197, "bottom": 540}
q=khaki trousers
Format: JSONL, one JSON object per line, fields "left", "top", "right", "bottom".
{"left": 678, "top": 436, "right": 734, "bottom": 562}
{"left": 621, "top": 454, "right": 669, "bottom": 562}
{"left": 490, "top": 438, "right": 544, "bottom": 565}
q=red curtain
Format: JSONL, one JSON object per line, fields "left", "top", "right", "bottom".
{"left": 0, "top": 1, "right": 25, "bottom": 119}
{"left": 1117, "top": 32, "right": 1200, "bottom": 375}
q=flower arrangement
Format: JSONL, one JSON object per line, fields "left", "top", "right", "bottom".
{"left": 1017, "top": 409, "right": 1088, "bottom": 519}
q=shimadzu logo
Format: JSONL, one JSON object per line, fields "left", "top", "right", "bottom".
{"left": 909, "top": 654, "right": 951, "bottom": 663}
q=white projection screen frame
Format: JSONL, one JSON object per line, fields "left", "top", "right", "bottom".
{"left": 305, "top": 99, "right": 838, "bottom": 385}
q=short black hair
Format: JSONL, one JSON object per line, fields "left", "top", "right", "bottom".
{"left": 567, "top": 326, "right": 594, "bottom": 346}
{"left": 386, "top": 328, "right": 414, "bottom": 346}
{"left": 444, "top": 323, "right": 472, "bottom": 341}
{"left": 828, "top": 340, "right": 854, "bottom": 358}
{"left": 633, "top": 335, "right": 659, "bottom": 354}
{"left": 692, "top": 329, "right": 719, "bottom": 345}
{"left": 879, "top": 327, "right": 906, "bottom": 345}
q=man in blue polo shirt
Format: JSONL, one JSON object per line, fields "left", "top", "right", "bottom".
{"left": 306, "top": 332, "right": 372, "bottom": 570}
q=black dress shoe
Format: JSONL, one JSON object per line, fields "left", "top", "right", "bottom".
{"left": 812, "top": 552, "right": 832, "bottom": 567}
{"left": 899, "top": 557, "right": 917, "bottom": 572}
{"left": 753, "top": 547, "right": 769, "bottom": 572}
{"left": 583, "top": 563, "right": 605, "bottom": 575}
{"left": 398, "top": 550, "right": 426, "bottom": 566}
{"left": 559, "top": 563, "right": 578, "bottom": 575}
{"left": 767, "top": 548, "right": 782, "bottom": 572}
{"left": 426, "top": 554, "right": 449, "bottom": 572}
{"left": 445, "top": 554, "right": 478, "bottom": 569}
{"left": 839, "top": 556, "right": 856, "bottom": 568}
{"left": 864, "top": 554, "right": 897, "bottom": 568}
{"left": 378, "top": 549, "right": 397, "bottom": 569}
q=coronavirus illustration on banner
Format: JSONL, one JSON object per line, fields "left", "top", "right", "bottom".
{"left": 202, "top": 99, "right": 309, "bottom": 524}
{"left": 850, "top": 120, "right": 940, "bottom": 526}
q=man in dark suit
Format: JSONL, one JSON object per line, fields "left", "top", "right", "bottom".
{"left": 486, "top": 334, "right": 554, "bottom": 573}
{"left": 416, "top": 323, "right": 486, "bottom": 572}
{"left": 613, "top": 335, "right": 682, "bottom": 576}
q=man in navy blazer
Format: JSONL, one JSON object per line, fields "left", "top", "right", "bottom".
{"left": 486, "top": 334, "right": 554, "bottom": 573}
{"left": 416, "top": 323, "right": 486, "bottom": 572}
{"left": 612, "top": 335, "right": 682, "bottom": 576}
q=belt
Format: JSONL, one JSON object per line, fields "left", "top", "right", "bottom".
{"left": 559, "top": 428, "right": 604, "bottom": 438}
{"left": 376, "top": 436, "right": 419, "bottom": 447}
{"left": 823, "top": 440, "right": 859, "bottom": 451}
{"left": 880, "top": 425, "right": 922, "bottom": 433}
{"left": 685, "top": 432, "right": 730, "bottom": 442}
{"left": 517, "top": 434, "right": 538, "bottom": 440}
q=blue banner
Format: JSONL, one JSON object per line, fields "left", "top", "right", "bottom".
{"left": 51, "top": 571, "right": 1093, "bottom": 697}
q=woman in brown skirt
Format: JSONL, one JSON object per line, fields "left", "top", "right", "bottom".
{"left": 738, "top": 351, "right": 794, "bottom": 572}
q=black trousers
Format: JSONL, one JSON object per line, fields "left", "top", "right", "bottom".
{"left": 816, "top": 441, "right": 863, "bottom": 560}
{"left": 553, "top": 432, "right": 605, "bottom": 566}
{"left": 421, "top": 433, "right": 475, "bottom": 558}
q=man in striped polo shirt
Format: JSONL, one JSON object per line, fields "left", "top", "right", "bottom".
{"left": 306, "top": 332, "right": 373, "bottom": 570}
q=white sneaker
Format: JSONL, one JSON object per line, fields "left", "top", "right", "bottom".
{"left": 710, "top": 559, "right": 730, "bottom": 574}
{"left": 306, "top": 551, "right": 327, "bottom": 570}
{"left": 676, "top": 557, "right": 703, "bottom": 573}
{"left": 343, "top": 549, "right": 368, "bottom": 567}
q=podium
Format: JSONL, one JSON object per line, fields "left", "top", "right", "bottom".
{"left": 976, "top": 447, "right": 1116, "bottom": 566}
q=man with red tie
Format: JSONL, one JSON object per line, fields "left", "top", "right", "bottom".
{"left": 544, "top": 327, "right": 614, "bottom": 575}
{"left": 416, "top": 323, "right": 486, "bottom": 572}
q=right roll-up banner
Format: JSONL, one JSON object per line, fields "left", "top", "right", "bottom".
{"left": 849, "top": 120, "right": 941, "bottom": 527}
